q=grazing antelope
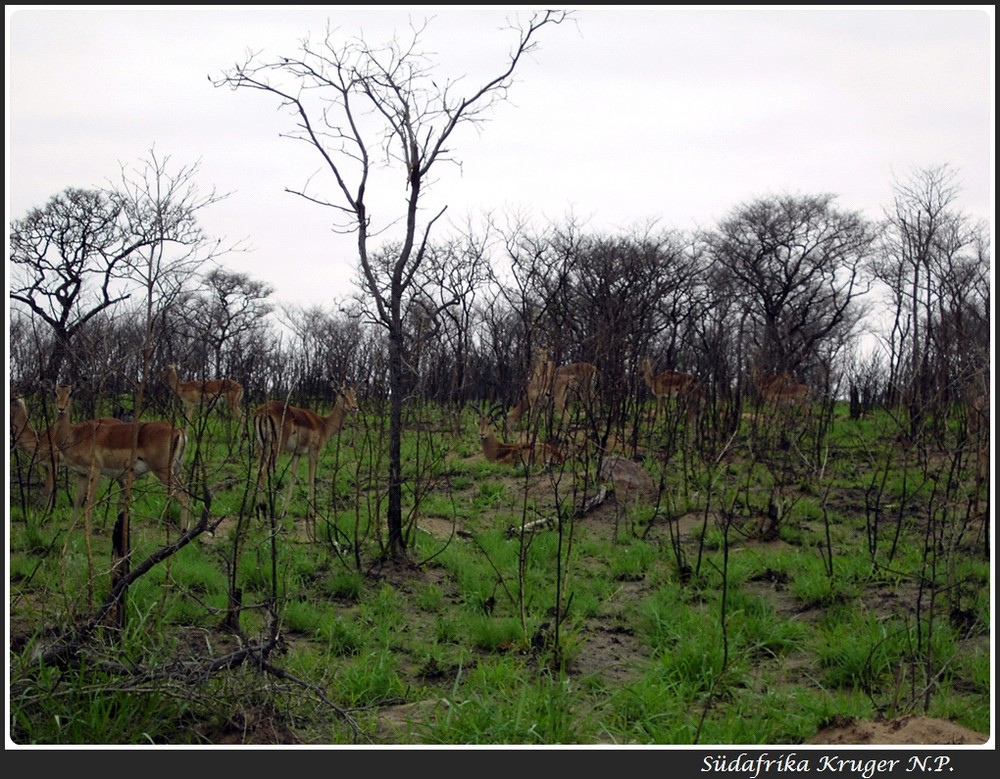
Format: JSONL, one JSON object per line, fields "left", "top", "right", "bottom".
{"left": 10, "top": 389, "right": 123, "bottom": 511}
{"left": 253, "top": 385, "right": 359, "bottom": 517}
{"left": 51, "top": 383, "right": 189, "bottom": 599}
{"left": 640, "top": 358, "right": 699, "bottom": 421}
{"left": 161, "top": 363, "right": 244, "bottom": 421}
{"left": 478, "top": 413, "right": 564, "bottom": 468}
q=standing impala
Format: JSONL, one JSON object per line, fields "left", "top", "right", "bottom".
{"left": 10, "top": 393, "right": 62, "bottom": 510}
{"left": 253, "top": 384, "right": 359, "bottom": 517}
{"left": 552, "top": 359, "right": 598, "bottom": 420}
{"left": 10, "top": 388, "right": 123, "bottom": 511}
{"left": 51, "top": 383, "right": 189, "bottom": 598}
{"left": 507, "top": 348, "right": 597, "bottom": 431}
{"left": 640, "top": 358, "right": 699, "bottom": 421}
{"left": 506, "top": 347, "right": 556, "bottom": 432}
{"left": 161, "top": 363, "right": 244, "bottom": 421}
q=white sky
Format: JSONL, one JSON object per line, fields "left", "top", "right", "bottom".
{"left": 6, "top": 5, "right": 995, "bottom": 311}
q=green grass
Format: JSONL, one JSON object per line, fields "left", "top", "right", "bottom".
{"left": 7, "top": 402, "right": 991, "bottom": 745}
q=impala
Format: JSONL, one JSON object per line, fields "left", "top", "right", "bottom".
{"left": 10, "top": 393, "right": 60, "bottom": 509}
{"left": 478, "top": 413, "right": 564, "bottom": 468}
{"left": 640, "top": 358, "right": 699, "bottom": 420}
{"left": 52, "top": 383, "right": 190, "bottom": 524}
{"left": 506, "top": 347, "right": 556, "bottom": 431}
{"left": 552, "top": 360, "right": 598, "bottom": 417}
{"left": 161, "top": 363, "right": 244, "bottom": 421}
{"left": 51, "top": 383, "right": 189, "bottom": 596}
{"left": 754, "top": 371, "right": 810, "bottom": 406}
{"left": 507, "top": 349, "right": 598, "bottom": 431}
{"left": 253, "top": 385, "right": 359, "bottom": 517}
{"left": 10, "top": 389, "right": 123, "bottom": 510}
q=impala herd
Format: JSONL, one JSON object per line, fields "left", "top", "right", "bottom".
{"left": 9, "top": 355, "right": 816, "bottom": 531}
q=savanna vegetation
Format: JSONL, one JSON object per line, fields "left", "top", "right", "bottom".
{"left": 8, "top": 11, "right": 990, "bottom": 747}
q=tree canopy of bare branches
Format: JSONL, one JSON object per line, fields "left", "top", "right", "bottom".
{"left": 9, "top": 152, "right": 225, "bottom": 384}
{"left": 705, "top": 193, "right": 876, "bottom": 392}
{"left": 213, "top": 11, "right": 571, "bottom": 558}
{"left": 869, "top": 164, "right": 989, "bottom": 434}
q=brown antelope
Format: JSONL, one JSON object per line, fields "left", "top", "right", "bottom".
{"left": 10, "top": 393, "right": 60, "bottom": 510}
{"left": 161, "top": 363, "right": 244, "bottom": 421}
{"left": 640, "top": 358, "right": 699, "bottom": 420}
{"left": 507, "top": 349, "right": 598, "bottom": 431}
{"left": 754, "top": 370, "right": 810, "bottom": 406}
{"left": 478, "top": 414, "right": 564, "bottom": 468}
{"left": 552, "top": 360, "right": 598, "bottom": 419}
{"left": 51, "top": 383, "right": 189, "bottom": 598}
{"left": 10, "top": 389, "right": 123, "bottom": 511}
{"left": 506, "top": 347, "right": 556, "bottom": 431}
{"left": 253, "top": 385, "right": 359, "bottom": 517}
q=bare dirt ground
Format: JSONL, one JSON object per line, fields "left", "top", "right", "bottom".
{"left": 804, "top": 714, "right": 989, "bottom": 745}
{"left": 373, "top": 705, "right": 991, "bottom": 746}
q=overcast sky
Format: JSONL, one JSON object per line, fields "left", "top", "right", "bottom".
{"left": 7, "top": 5, "right": 994, "bottom": 311}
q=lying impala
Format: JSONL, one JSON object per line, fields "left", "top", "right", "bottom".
{"left": 10, "top": 388, "right": 123, "bottom": 511}
{"left": 479, "top": 412, "right": 565, "bottom": 468}
{"left": 51, "top": 383, "right": 189, "bottom": 596}
{"left": 161, "top": 363, "right": 244, "bottom": 421}
{"left": 253, "top": 385, "right": 359, "bottom": 517}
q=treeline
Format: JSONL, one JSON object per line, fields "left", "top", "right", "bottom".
{"left": 9, "top": 163, "right": 989, "bottom": 440}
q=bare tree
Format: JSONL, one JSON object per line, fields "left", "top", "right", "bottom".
{"left": 279, "top": 304, "right": 365, "bottom": 400}
{"left": 170, "top": 268, "right": 274, "bottom": 380}
{"left": 412, "top": 226, "right": 494, "bottom": 408}
{"left": 489, "top": 213, "right": 560, "bottom": 409}
{"left": 214, "top": 11, "right": 570, "bottom": 559}
{"left": 10, "top": 187, "right": 135, "bottom": 383}
{"left": 869, "top": 165, "right": 987, "bottom": 436}
{"left": 705, "top": 193, "right": 875, "bottom": 393}
{"left": 9, "top": 152, "right": 223, "bottom": 385}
